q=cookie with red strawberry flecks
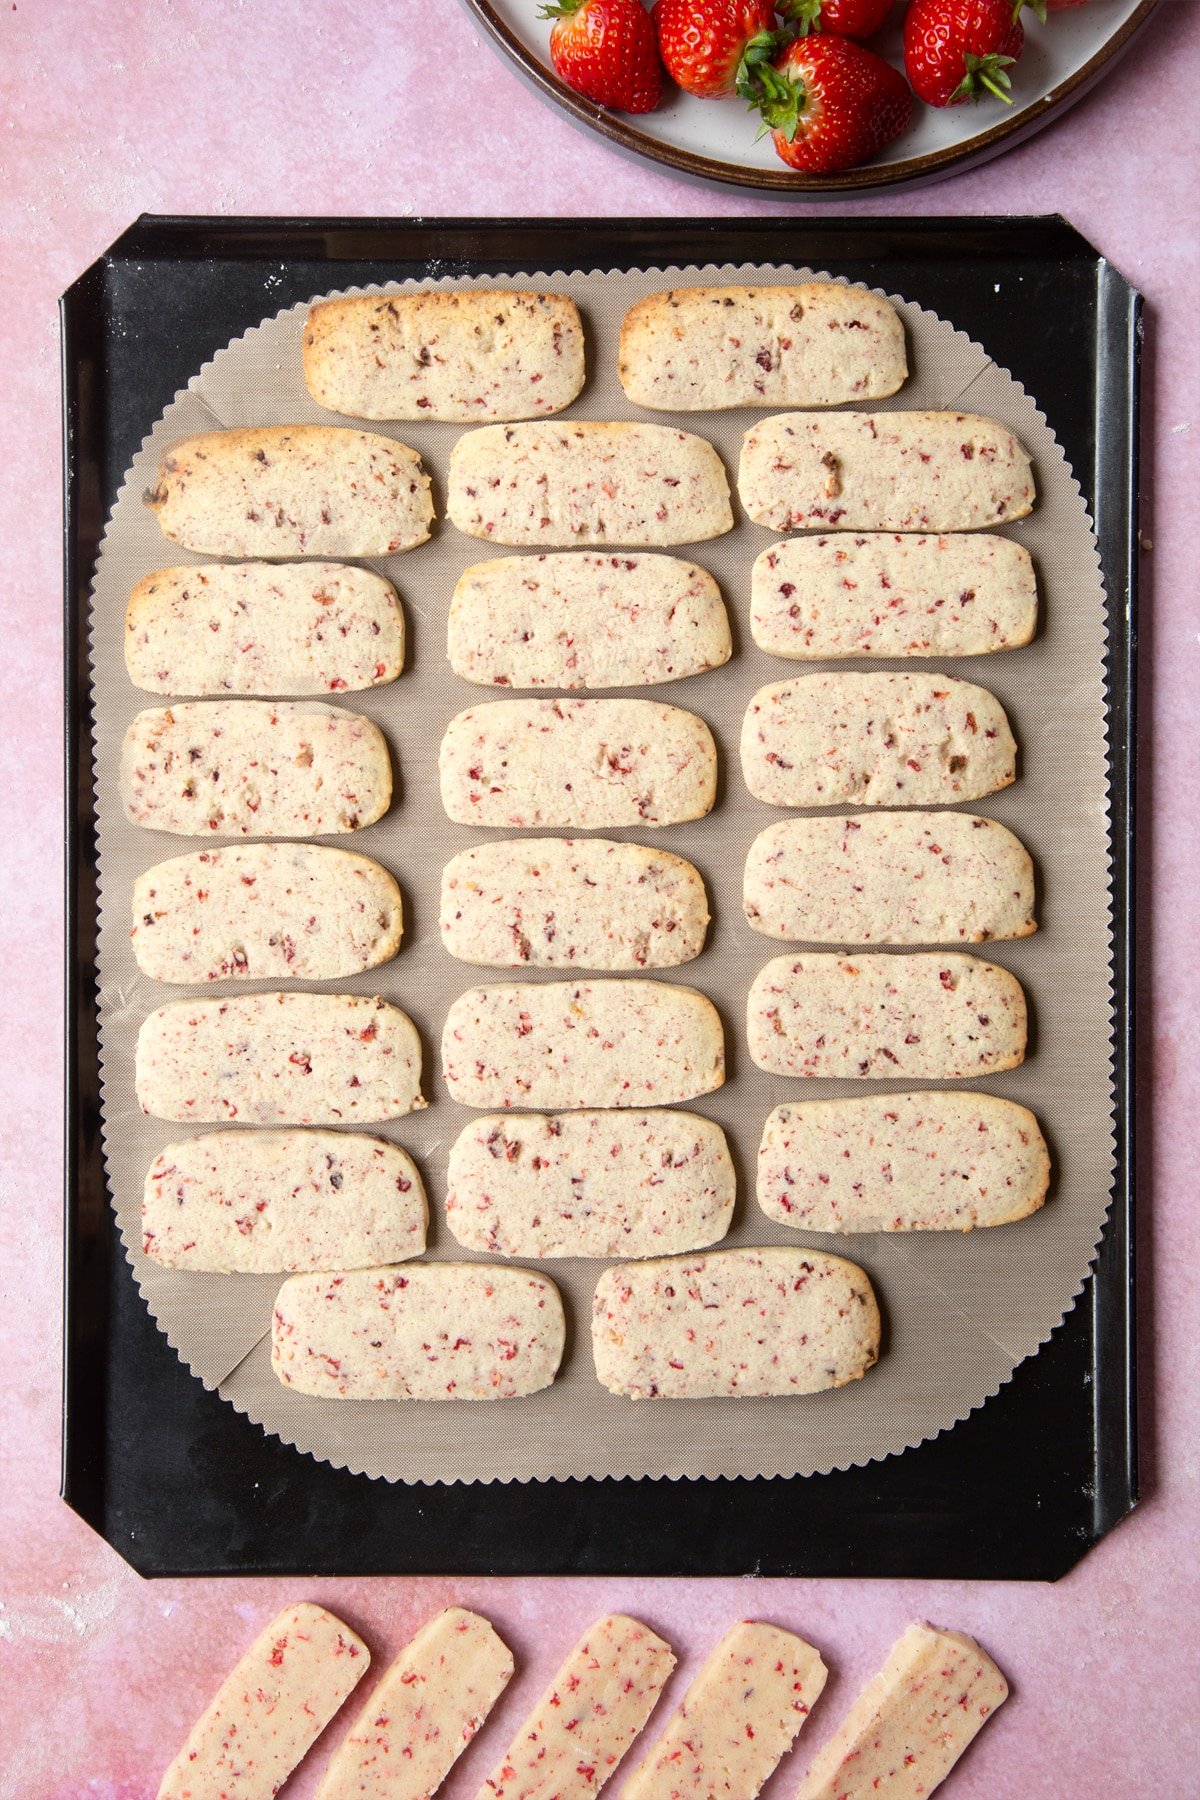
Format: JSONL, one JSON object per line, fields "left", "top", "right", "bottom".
{"left": 904, "top": 0, "right": 1024, "bottom": 107}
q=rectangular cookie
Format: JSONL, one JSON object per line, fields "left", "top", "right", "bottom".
{"left": 619, "top": 283, "right": 906, "bottom": 410}
{"left": 592, "top": 1247, "right": 880, "bottom": 1398}
{"left": 740, "top": 674, "right": 1016, "bottom": 808}
{"left": 442, "top": 980, "right": 725, "bottom": 1111}
{"left": 303, "top": 289, "right": 585, "bottom": 422}
{"left": 738, "top": 412, "right": 1034, "bottom": 532}
{"left": 315, "top": 1607, "right": 515, "bottom": 1800}
{"left": 132, "top": 843, "right": 403, "bottom": 983}
{"left": 125, "top": 561, "right": 404, "bottom": 696}
{"left": 145, "top": 426, "right": 433, "bottom": 557}
{"left": 142, "top": 1129, "right": 428, "bottom": 1273}
{"left": 440, "top": 699, "right": 717, "bottom": 830}
{"left": 120, "top": 700, "right": 392, "bottom": 837}
{"left": 271, "top": 1265, "right": 565, "bottom": 1401}
{"left": 478, "top": 1613, "right": 675, "bottom": 1800}
{"left": 747, "top": 952, "right": 1027, "bottom": 1081}
{"left": 447, "top": 421, "right": 733, "bottom": 547}
{"left": 445, "top": 1110, "right": 735, "bottom": 1258}
{"left": 795, "top": 1623, "right": 1008, "bottom": 1800}
{"left": 622, "top": 1620, "right": 828, "bottom": 1800}
{"left": 440, "top": 838, "right": 709, "bottom": 970}
{"left": 448, "top": 552, "right": 731, "bottom": 689}
{"left": 156, "top": 1602, "right": 369, "bottom": 1800}
{"left": 743, "top": 814, "right": 1036, "bottom": 945}
{"left": 750, "top": 533, "right": 1037, "bottom": 660}
{"left": 136, "top": 992, "right": 426, "bottom": 1124}
{"left": 757, "top": 1093, "right": 1050, "bottom": 1233}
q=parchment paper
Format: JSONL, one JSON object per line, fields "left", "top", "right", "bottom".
{"left": 90, "top": 261, "right": 1114, "bottom": 1482}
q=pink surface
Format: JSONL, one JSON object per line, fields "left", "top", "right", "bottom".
{"left": 2, "top": 1, "right": 1198, "bottom": 1794}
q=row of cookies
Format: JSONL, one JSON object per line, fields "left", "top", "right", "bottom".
{"left": 124, "top": 532, "right": 1035, "bottom": 699}
{"left": 141, "top": 408, "right": 1030, "bottom": 557}
{"left": 158, "top": 1600, "right": 1006, "bottom": 1800}
{"left": 300, "top": 282, "right": 909, "bottom": 419}
{"left": 118, "top": 672, "right": 1026, "bottom": 840}
{"left": 271, "top": 1246, "right": 879, "bottom": 1402}
{"left": 142, "top": 1089, "right": 1049, "bottom": 1275}
{"left": 131, "top": 953, "right": 1031, "bottom": 1125}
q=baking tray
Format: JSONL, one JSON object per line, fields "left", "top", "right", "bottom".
{"left": 62, "top": 215, "right": 1138, "bottom": 1578}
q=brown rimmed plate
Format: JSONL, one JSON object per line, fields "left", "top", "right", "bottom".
{"left": 464, "top": 0, "right": 1159, "bottom": 195}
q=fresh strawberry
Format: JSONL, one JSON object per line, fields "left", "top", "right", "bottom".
{"left": 654, "top": 0, "right": 790, "bottom": 100}
{"left": 904, "top": 0, "right": 1024, "bottom": 108}
{"left": 540, "top": 0, "right": 664, "bottom": 112}
{"left": 750, "top": 33, "right": 913, "bottom": 172}
{"left": 780, "top": 0, "right": 895, "bottom": 42}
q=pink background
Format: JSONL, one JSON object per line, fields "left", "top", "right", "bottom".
{"left": 2, "top": 2, "right": 1198, "bottom": 1794}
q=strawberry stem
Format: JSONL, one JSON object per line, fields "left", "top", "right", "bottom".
{"left": 537, "top": 0, "right": 583, "bottom": 15}
{"left": 979, "top": 71, "right": 1015, "bottom": 103}
{"left": 950, "top": 51, "right": 1016, "bottom": 105}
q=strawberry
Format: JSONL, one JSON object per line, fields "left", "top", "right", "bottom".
{"left": 540, "top": 0, "right": 664, "bottom": 112}
{"left": 780, "top": 0, "right": 895, "bottom": 42}
{"left": 903, "top": 0, "right": 1024, "bottom": 108}
{"left": 750, "top": 34, "right": 913, "bottom": 173}
{"left": 654, "top": 0, "right": 789, "bottom": 101}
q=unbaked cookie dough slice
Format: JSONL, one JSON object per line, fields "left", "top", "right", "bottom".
{"left": 622, "top": 1620, "right": 828, "bottom": 1800}
{"left": 758, "top": 1093, "right": 1050, "bottom": 1233}
{"left": 442, "top": 981, "right": 725, "bottom": 1111}
{"left": 440, "top": 699, "right": 717, "bottom": 830}
{"left": 794, "top": 1623, "right": 1008, "bottom": 1800}
{"left": 747, "top": 952, "right": 1027, "bottom": 1081}
{"left": 271, "top": 1264, "right": 565, "bottom": 1401}
{"left": 446, "top": 1110, "right": 735, "bottom": 1258}
{"left": 142, "top": 1130, "right": 427, "bottom": 1273}
{"left": 743, "top": 814, "right": 1036, "bottom": 945}
{"left": 738, "top": 412, "right": 1034, "bottom": 533}
{"left": 136, "top": 992, "right": 426, "bottom": 1125}
{"left": 620, "top": 283, "right": 906, "bottom": 410}
{"left": 121, "top": 700, "right": 392, "bottom": 837}
{"left": 156, "top": 1601, "right": 369, "bottom": 1800}
{"left": 132, "top": 843, "right": 403, "bottom": 983}
{"left": 440, "top": 839, "right": 709, "bottom": 970}
{"left": 477, "top": 1613, "right": 675, "bottom": 1800}
{"left": 750, "top": 533, "right": 1037, "bottom": 659}
{"left": 304, "top": 289, "right": 585, "bottom": 422}
{"left": 316, "top": 1607, "right": 515, "bottom": 1800}
{"left": 592, "top": 1247, "right": 880, "bottom": 1398}
{"left": 145, "top": 426, "right": 433, "bottom": 557}
{"left": 125, "top": 561, "right": 404, "bottom": 696}
{"left": 448, "top": 552, "right": 731, "bottom": 689}
{"left": 740, "top": 674, "right": 1016, "bottom": 809}
{"left": 448, "top": 421, "right": 733, "bottom": 546}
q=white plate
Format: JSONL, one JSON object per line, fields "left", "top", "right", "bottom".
{"left": 467, "top": 0, "right": 1158, "bottom": 194}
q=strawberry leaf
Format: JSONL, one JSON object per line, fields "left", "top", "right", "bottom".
{"left": 748, "top": 62, "right": 805, "bottom": 141}
{"left": 735, "top": 29, "right": 794, "bottom": 105}
{"left": 777, "top": 0, "right": 824, "bottom": 34}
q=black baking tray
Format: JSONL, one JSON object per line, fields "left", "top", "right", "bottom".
{"left": 63, "top": 215, "right": 1139, "bottom": 1579}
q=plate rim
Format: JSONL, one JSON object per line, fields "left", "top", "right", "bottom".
{"left": 464, "top": 0, "right": 1161, "bottom": 196}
